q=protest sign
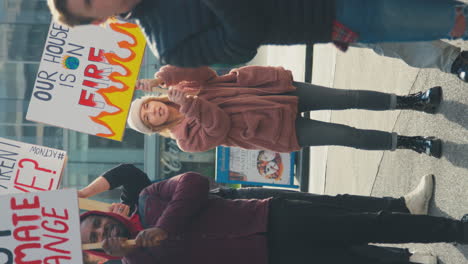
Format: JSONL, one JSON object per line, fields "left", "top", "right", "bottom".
{"left": 216, "top": 147, "right": 298, "bottom": 188}
{"left": 0, "top": 189, "right": 82, "bottom": 264}
{"left": 0, "top": 138, "right": 67, "bottom": 195}
{"left": 27, "top": 20, "right": 146, "bottom": 141}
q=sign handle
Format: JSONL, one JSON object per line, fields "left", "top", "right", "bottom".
{"left": 79, "top": 198, "right": 111, "bottom": 211}
{"left": 152, "top": 86, "right": 169, "bottom": 94}
{"left": 82, "top": 239, "right": 136, "bottom": 250}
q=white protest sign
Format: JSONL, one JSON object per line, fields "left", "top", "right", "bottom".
{"left": 0, "top": 137, "right": 67, "bottom": 194}
{"left": 27, "top": 20, "right": 146, "bottom": 141}
{"left": 0, "top": 189, "right": 82, "bottom": 264}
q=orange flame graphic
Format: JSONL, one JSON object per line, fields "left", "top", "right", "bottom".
{"left": 89, "top": 22, "right": 146, "bottom": 140}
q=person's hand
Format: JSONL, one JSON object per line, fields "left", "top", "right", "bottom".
{"left": 102, "top": 237, "right": 135, "bottom": 257}
{"left": 135, "top": 227, "right": 168, "bottom": 247}
{"left": 109, "top": 203, "right": 130, "bottom": 217}
{"left": 135, "top": 78, "right": 166, "bottom": 92}
{"left": 168, "top": 88, "right": 197, "bottom": 105}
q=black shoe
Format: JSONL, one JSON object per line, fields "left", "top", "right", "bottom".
{"left": 461, "top": 214, "right": 468, "bottom": 244}
{"left": 396, "top": 87, "right": 442, "bottom": 114}
{"left": 397, "top": 136, "right": 442, "bottom": 158}
{"left": 451, "top": 51, "right": 468, "bottom": 83}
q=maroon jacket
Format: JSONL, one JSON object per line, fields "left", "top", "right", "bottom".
{"left": 85, "top": 172, "right": 271, "bottom": 264}
{"left": 156, "top": 65, "right": 301, "bottom": 153}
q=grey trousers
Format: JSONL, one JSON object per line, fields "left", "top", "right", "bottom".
{"left": 289, "top": 82, "right": 398, "bottom": 150}
{"left": 352, "top": 40, "right": 461, "bottom": 73}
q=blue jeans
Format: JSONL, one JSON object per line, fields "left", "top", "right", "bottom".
{"left": 352, "top": 40, "right": 461, "bottom": 73}
{"left": 336, "top": 0, "right": 467, "bottom": 42}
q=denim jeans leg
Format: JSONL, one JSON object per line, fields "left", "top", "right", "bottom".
{"left": 335, "top": 0, "right": 465, "bottom": 42}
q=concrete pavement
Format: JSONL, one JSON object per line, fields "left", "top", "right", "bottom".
{"left": 251, "top": 39, "right": 468, "bottom": 263}
{"left": 318, "top": 41, "right": 468, "bottom": 263}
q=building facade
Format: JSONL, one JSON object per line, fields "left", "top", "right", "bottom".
{"left": 0, "top": 0, "right": 215, "bottom": 203}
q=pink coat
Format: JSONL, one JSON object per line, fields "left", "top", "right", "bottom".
{"left": 156, "top": 65, "right": 301, "bottom": 153}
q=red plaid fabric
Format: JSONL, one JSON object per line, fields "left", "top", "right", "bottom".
{"left": 332, "top": 20, "right": 359, "bottom": 52}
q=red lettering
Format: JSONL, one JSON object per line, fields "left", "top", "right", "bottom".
{"left": 78, "top": 90, "right": 98, "bottom": 107}
{"left": 14, "top": 170, "right": 53, "bottom": 192}
{"left": 10, "top": 197, "right": 40, "bottom": 210}
{"left": 44, "top": 255, "right": 71, "bottom": 264}
{"left": 84, "top": 64, "right": 105, "bottom": 80}
{"left": 14, "top": 243, "right": 41, "bottom": 264}
{"left": 12, "top": 214, "right": 40, "bottom": 226}
{"left": 42, "top": 208, "right": 69, "bottom": 220}
{"left": 13, "top": 226, "right": 40, "bottom": 242}
{"left": 43, "top": 234, "right": 70, "bottom": 254}
{"left": 88, "top": 47, "right": 106, "bottom": 63}
{"left": 83, "top": 79, "right": 99, "bottom": 89}
{"left": 42, "top": 220, "right": 69, "bottom": 234}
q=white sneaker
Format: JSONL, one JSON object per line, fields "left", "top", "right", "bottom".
{"left": 404, "top": 174, "right": 434, "bottom": 215}
{"left": 409, "top": 252, "right": 438, "bottom": 264}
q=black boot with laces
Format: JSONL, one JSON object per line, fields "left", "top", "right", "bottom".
{"left": 396, "top": 87, "right": 442, "bottom": 114}
{"left": 451, "top": 51, "right": 468, "bottom": 83}
{"left": 396, "top": 136, "right": 442, "bottom": 158}
{"left": 461, "top": 214, "right": 468, "bottom": 244}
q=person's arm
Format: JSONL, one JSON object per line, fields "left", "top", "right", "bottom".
{"left": 155, "top": 65, "right": 218, "bottom": 86}
{"left": 169, "top": 89, "right": 231, "bottom": 152}
{"left": 107, "top": 164, "right": 151, "bottom": 208}
{"left": 151, "top": 172, "right": 210, "bottom": 233}
{"left": 200, "top": 0, "right": 265, "bottom": 44}
{"left": 78, "top": 176, "right": 110, "bottom": 198}
{"left": 162, "top": 26, "right": 258, "bottom": 67}
{"left": 78, "top": 164, "right": 151, "bottom": 209}
{"left": 229, "top": 66, "right": 293, "bottom": 87}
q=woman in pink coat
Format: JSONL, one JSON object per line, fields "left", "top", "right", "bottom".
{"left": 127, "top": 65, "right": 443, "bottom": 158}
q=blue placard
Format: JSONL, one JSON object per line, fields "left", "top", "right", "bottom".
{"left": 216, "top": 146, "right": 298, "bottom": 188}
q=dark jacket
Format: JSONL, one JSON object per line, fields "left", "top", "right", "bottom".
{"left": 128, "top": 0, "right": 335, "bottom": 67}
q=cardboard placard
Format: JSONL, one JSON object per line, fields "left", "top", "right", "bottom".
{"left": 27, "top": 20, "right": 146, "bottom": 141}
{"left": 0, "top": 189, "right": 82, "bottom": 264}
{"left": 0, "top": 137, "right": 67, "bottom": 194}
{"left": 78, "top": 198, "right": 111, "bottom": 212}
{"left": 216, "top": 147, "right": 298, "bottom": 188}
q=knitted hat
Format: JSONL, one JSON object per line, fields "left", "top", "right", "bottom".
{"left": 127, "top": 96, "right": 156, "bottom": 135}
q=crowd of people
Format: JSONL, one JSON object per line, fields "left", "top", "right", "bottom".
{"left": 44, "top": 0, "right": 468, "bottom": 263}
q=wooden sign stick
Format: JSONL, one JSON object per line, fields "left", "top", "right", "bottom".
{"left": 152, "top": 86, "right": 169, "bottom": 94}
{"left": 78, "top": 198, "right": 112, "bottom": 212}
{"left": 82, "top": 239, "right": 136, "bottom": 250}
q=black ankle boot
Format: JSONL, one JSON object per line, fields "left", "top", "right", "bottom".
{"left": 461, "top": 214, "right": 468, "bottom": 244}
{"left": 451, "top": 51, "right": 468, "bottom": 83}
{"left": 396, "top": 136, "right": 442, "bottom": 158}
{"left": 396, "top": 87, "right": 442, "bottom": 114}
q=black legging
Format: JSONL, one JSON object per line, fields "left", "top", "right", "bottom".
{"left": 268, "top": 198, "right": 464, "bottom": 264}
{"left": 214, "top": 187, "right": 409, "bottom": 213}
{"left": 289, "top": 82, "right": 397, "bottom": 150}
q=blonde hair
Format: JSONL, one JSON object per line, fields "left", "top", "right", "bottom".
{"left": 47, "top": 0, "right": 95, "bottom": 27}
{"left": 141, "top": 97, "right": 184, "bottom": 138}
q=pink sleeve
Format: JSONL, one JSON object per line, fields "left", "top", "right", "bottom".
{"left": 176, "top": 97, "right": 231, "bottom": 152}
{"left": 155, "top": 65, "right": 218, "bottom": 86}
{"left": 153, "top": 172, "right": 209, "bottom": 233}
{"left": 229, "top": 65, "right": 293, "bottom": 87}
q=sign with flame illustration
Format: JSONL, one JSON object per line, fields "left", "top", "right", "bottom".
{"left": 0, "top": 137, "right": 67, "bottom": 194}
{"left": 27, "top": 20, "right": 146, "bottom": 141}
{"left": 0, "top": 189, "right": 82, "bottom": 264}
